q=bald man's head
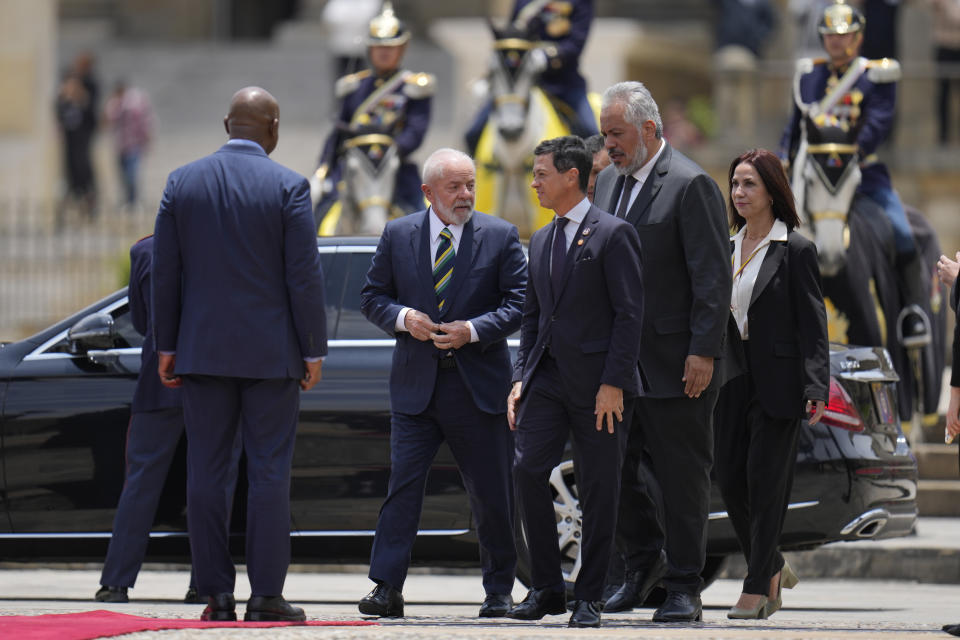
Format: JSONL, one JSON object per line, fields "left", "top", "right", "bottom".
{"left": 223, "top": 86, "right": 280, "bottom": 154}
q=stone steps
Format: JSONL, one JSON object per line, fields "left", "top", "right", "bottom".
{"left": 916, "top": 444, "right": 960, "bottom": 517}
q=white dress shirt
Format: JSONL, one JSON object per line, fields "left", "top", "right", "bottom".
{"left": 730, "top": 218, "right": 789, "bottom": 339}
{"left": 614, "top": 138, "right": 666, "bottom": 215}
{"left": 552, "top": 196, "right": 591, "bottom": 256}
{"left": 395, "top": 207, "right": 479, "bottom": 342}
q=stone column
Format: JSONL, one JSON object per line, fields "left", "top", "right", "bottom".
{"left": 0, "top": 0, "right": 57, "bottom": 209}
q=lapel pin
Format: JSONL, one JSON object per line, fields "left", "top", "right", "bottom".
{"left": 577, "top": 238, "right": 584, "bottom": 246}
{"left": 582, "top": 228, "right": 591, "bottom": 236}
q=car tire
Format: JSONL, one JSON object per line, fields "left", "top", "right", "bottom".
{"left": 514, "top": 459, "right": 727, "bottom": 601}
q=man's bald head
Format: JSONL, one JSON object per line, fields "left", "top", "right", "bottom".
{"left": 224, "top": 86, "right": 280, "bottom": 154}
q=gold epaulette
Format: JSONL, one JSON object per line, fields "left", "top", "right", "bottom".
{"left": 402, "top": 72, "right": 435, "bottom": 99}
{"left": 866, "top": 58, "right": 901, "bottom": 83}
{"left": 335, "top": 69, "right": 373, "bottom": 99}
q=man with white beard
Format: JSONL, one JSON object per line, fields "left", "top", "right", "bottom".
{"left": 358, "top": 148, "right": 527, "bottom": 619}
{"left": 593, "top": 82, "right": 736, "bottom": 623}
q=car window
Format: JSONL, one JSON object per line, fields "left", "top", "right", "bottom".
{"left": 337, "top": 251, "right": 389, "bottom": 340}
{"left": 319, "top": 252, "right": 345, "bottom": 338}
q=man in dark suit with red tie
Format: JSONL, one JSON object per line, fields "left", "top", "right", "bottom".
{"left": 358, "top": 148, "right": 526, "bottom": 619}
{"left": 152, "top": 87, "right": 327, "bottom": 623}
{"left": 507, "top": 135, "right": 643, "bottom": 628}
{"left": 594, "top": 82, "right": 734, "bottom": 622}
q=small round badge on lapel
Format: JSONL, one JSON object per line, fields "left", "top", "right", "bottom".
{"left": 577, "top": 239, "right": 584, "bottom": 246}
{"left": 582, "top": 228, "right": 591, "bottom": 236}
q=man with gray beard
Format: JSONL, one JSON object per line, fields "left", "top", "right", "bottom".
{"left": 358, "top": 148, "right": 527, "bottom": 619}
{"left": 593, "top": 82, "right": 736, "bottom": 622}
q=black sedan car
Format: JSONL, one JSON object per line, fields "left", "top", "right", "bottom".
{"left": 0, "top": 237, "right": 918, "bottom": 588}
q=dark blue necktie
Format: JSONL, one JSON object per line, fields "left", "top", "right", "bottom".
{"left": 551, "top": 216, "right": 570, "bottom": 296}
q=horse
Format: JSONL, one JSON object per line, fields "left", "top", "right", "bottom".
{"left": 472, "top": 23, "right": 593, "bottom": 238}
{"left": 788, "top": 72, "right": 946, "bottom": 438}
{"left": 311, "top": 132, "right": 400, "bottom": 236}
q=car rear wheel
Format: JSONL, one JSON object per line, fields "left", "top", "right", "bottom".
{"left": 514, "top": 459, "right": 727, "bottom": 600}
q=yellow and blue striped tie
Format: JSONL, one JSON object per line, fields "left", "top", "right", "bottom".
{"left": 433, "top": 227, "right": 455, "bottom": 311}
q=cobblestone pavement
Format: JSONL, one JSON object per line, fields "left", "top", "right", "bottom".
{"left": 0, "top": 567, "right": 954, "bottom": 639}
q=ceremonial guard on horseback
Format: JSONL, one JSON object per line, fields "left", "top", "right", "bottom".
{"left": 780, "top": 0, "right": 945, "bottom": 425}
{"left": 467, "top": 0, "right": 598, "bottom": 237}
{"left": 313, "top": 1, "right": 433, "bottom": 235}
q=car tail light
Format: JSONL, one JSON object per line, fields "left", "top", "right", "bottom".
{"left": 813, "top": 377, "right": 864, "bottom": 432}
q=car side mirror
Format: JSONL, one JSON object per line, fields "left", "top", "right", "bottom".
{"left": 68, "top": 312, "right": 117, "bottom": 354}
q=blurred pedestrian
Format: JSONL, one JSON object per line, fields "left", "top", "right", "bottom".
{"left": 104, "top": 80, "right": 154, "bottom": 209}
{"left": 358, "top": 148, "right": 525, "bottom": 619}
{"left": 927, "top": 0, "right": 960, "bottom": 145}
{"left": 95, "top": 235, "right": 240, "bottom": 605}
{"left": 55, "top": 56, "right": 99, "bottom": 220}
{"left": 717, "top": 149, "right": 829, "bottom": 620}
{"left": 152, "top": 86, "right": 327, "bottom": 623}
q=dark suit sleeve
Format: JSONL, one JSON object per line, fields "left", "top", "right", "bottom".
{"left": 394, "top": 95, "right": 431, "bottom": 159}
{"left": 152, "top": 176, "right": 182, "bottom": 353}
{"left": 470, "top": 225, "right": 527, "bottom": 345}
{"left": 856, "top": 80, "right": 895, "bottom": 156}
{"left": 513, "top": 233, "right": 542, "bottom": 384}
{"left": 791, "top": 238, "right": 830, "bottom": 402}
{"left": 599, "top": 222, "right": 644, "bottom": 390}
{"left": 678, "top": 173, "right": 732, "bottom": 358}
{"left": 128, "top": 243, "right": 150, "bottom": 337}
{"left": 360, "top": 225, "right": 405, "bottom": 336}
{"left": 283, "top": 178, "right": 328, "bottom": 359}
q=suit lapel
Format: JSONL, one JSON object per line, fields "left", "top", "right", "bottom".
{"left": 412, "top": 211, "right": 435, "bottom": 314}
{"left": 625, "top": 143, "right": 671, "bottom": 226}
{"left": 552, "top": 207, "right": 601, "bottom": 307}
{"left": 533, "top": 227, "right": 555, "bottom": 310}
{"left": 438, "top": 216, "right": 477, "bottom": 318}
{"left": 750, "top": 240, "right": 787, "bottom": 307}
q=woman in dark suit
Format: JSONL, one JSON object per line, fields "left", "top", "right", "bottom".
{"left": 716, "top": 148, "right": 829, "bottom": 619}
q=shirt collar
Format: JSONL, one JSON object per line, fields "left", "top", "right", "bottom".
{"left": 732, "top": 218, "right": 789, "bottom": 246}
{"left": 559, "top": 197, "right": 591, "bottom": 226}
{"left": 428, "top": 206, "right": 466, "bottom": 245}
{"left": 631, "top": 138, "right": 666, "bottom": 185}
{"left": 226, "top": 138, "right": 265, "bottom": 152}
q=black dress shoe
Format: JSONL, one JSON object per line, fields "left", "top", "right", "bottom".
{"left": 184, "top": 586, "right": 204, "bottom": 604}
{"left": 358, "top": 583, "right": 404, "bottom": 617}
{"left": 568, "top": 600, "right": 603, "bottom": 628}
{"left": 505, "top": 587, "right": 567, "bottom": 620}
{"left": 944, "top": 623, "right": 960, "bottom": 636}
{"left": 478, "top": 593, "right": 513, "bottom": 618}
{"left": 201, "top": 593, "right": 236, "bottom": 621}
{"left": 94, "top": 585, "right": 129, "bottom": 603}
{"left": 603, "top": 550, "right": 667, "bottom": 612}
{"left": 652, "top": 591, "right": 702, "bottom": 622}
{"left": 244, "top": 595, "right": 306, "bottom": 622}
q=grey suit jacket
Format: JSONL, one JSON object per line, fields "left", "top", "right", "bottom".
{"left": 593, "top": 143, "right": 736, "bottom": 398}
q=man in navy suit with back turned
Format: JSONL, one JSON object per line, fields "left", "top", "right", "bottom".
{"left": 506, "top": 135, "right": 643, "bottom": 628}
{"left": 95, "top": 235, "right": 240, "bottom": 605}
{"left": 152, "top": 86, "right": 327, "bottom": 623}
{"left": 358, "top": 147, "right": 526, "bottom": 619}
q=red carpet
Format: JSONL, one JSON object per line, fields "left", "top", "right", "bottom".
{"left": 0, "top": 610, "right": 378, "bottom": 639}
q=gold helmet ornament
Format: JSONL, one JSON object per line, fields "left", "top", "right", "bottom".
{"left": 818, "top": 0, "right": 865, "bottom": 35}
{"left": 368, "top": 1, "right": 411, "bottom": 47}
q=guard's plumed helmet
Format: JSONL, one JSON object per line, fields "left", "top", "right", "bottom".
{"left": 818, "top": 0, "right": 865, "bottom": 35}
{"left": 367, "top": 1, "right": 410, "bottom": 46}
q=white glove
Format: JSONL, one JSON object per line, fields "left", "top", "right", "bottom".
{"left": 528, "top": 47, "right": 548, "bottom": 74}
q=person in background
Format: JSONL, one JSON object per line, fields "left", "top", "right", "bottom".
{"left": 927, "top": 0, "right": 960, "bottom": 145}
{"left": 104, "top": 80, "right": 154, "bottom": 210}
{"left": 717, "top": 148, "right": 829, "bottom": 620}
{"left": 95, "top": 235, "right": 240, "bottom": 606}
{"left": 313, "top": 1, "right": 433, "bottom": 229}
{"left": 583, "top": 133, "right": 610, "bottom": 203}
